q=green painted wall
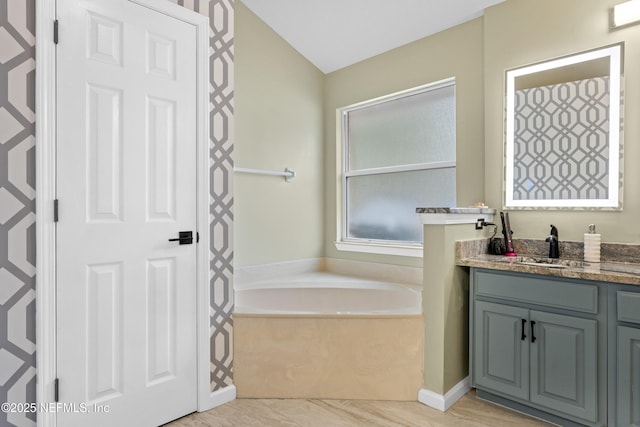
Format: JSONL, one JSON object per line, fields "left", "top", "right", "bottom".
{"left": 234, "top": 2, "right": 325, "bottom": 266}
{"left": 423, "top": 224, "right": 485, "bottom": 394}
{"left": 484, "top": 0, "right": 640, "bottom": 243}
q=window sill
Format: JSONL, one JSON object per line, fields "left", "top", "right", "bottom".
{"left": 334, "top": 241, "right": 423, "bottom": 258}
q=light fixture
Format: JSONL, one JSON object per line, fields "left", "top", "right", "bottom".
{"left": 613, "top": 0, "right": 640, "bottom": 28}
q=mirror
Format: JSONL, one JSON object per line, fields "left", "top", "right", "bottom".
{"left": 505, "top": 44, "right": 623, "bottom": 209}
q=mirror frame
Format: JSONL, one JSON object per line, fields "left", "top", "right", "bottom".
{"left": 504, "top": 43, "right": 623, "bottom": 209}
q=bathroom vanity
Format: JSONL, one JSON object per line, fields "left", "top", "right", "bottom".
{"left": 612, "top": 285, "right": 640, "bottom": 427}
{"left": 460, "top": 249, "right": 640, "bottom": 427}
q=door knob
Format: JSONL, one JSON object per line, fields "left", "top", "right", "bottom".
{"left": 168, "top": 231, "right": 193, "bottom": 245}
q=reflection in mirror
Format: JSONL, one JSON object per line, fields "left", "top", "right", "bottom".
{"left": 505, "top": 44, "right": 623, "bottom": 209}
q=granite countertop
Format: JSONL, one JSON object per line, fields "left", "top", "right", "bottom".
{"left": 456, "top": 239, "right": 640, "bottom": 286}
{"left": 416, "top": 207, "right": 496, "bottom": 214}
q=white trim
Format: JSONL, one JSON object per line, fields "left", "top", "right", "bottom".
{"left": 334, "top": 241, "right": 423, "bottom": 258}
{"left": 35, "top": 1, "right": 57, "bottom": 426}
{"left": 139, "top": 1, "right": 215, "bottom": 412}
{"left": 36, "top": 2, "right": 214, "bottom": 426}
{"left": 342, "top": 77, "right": 456, "bottom": 111}
{"left": 199, "top": 385, "right": 237, "bottom": 412}
{"left": 345, "top": 161, "right": 456, "bottom": 177}
{"left": 418, "top": 213, "right": 494, "bottom": 225}
{"left": 418, "top": 377, "right": 471, "bottom": 412}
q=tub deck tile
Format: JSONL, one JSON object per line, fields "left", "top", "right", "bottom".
{"left": 234, "top": 315, "right": 424, "bottom": 400}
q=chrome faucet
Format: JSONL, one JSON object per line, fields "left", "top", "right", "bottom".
{"left": 545, "top": 224, "right": 559, "bottom": 258}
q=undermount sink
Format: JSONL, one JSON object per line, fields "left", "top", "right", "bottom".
{"left": 518, "top": 261, "right": 568, "bottom": 269}
{"left": 502, "top": 256, "right": 584, "bottom": 269}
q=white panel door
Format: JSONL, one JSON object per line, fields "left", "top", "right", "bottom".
{"left": 56, "top": 0, "right": 198, "bottom": 425}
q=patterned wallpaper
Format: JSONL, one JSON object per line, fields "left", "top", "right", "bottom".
{"left": 513, "top": 76, "right": 609, "bottom": 201}
{"left": 0, "top": 1, "right": 233, "bottom": 425}
{"left": 0, "top": 0, "right": 37, "bottom": 425}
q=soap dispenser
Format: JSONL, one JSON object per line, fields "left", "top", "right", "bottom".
{"left": 584, "top": 224, "right": 601, "bottom": 263}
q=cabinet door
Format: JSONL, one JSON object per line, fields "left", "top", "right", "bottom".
{"left": 474, "top": 301, "right": 529, "bottom": 400}
{"left": 529, "top": 310, "right": 598, "bottom": 423}
{"left": 618, "top": 326, "right": 640, "bottom": 427}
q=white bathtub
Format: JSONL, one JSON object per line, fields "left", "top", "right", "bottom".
{"left": 234, "top": 272, "right": 422, "bottom": 315}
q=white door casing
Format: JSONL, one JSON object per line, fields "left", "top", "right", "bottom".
{"left": 35, "top": 1, "right": 214, "bottom": 426}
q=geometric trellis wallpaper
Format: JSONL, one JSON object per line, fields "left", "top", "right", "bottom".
{"left": 0, "top": 0, "right": 37, "bottom": 425}
{"left": 513, "top": 76, "right": 610, "bottom": 201}
{"left": 0, "top": 1, "right": 233, "bottom": 425}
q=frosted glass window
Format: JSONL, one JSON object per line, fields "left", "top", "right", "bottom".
{"left": 347, "top": 169, "right": 456, "bottom": 242}
{"left": 348, "top": 85, "right": 456, "bottom": 170}
{"left": 340, "top": 79, "right": 457, "bottom": 245}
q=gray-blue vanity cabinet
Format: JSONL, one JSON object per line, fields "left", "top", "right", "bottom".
{"left": 615, "top": 290, "right": 640, "bottom": 427}
{"left": 473, "top": 301, "right": 528, "bottom": 400}
{"left": 529, "top": 310, "right": 598, "bottom": 422}
{"left": 470, "top": 268, "right": 606, "bottom": 426}
{"left": 617, "top": 326, "right": 640, "bottom": 426}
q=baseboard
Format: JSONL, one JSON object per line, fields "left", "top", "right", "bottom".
{"left": 418, "top": 377, "right": 470, "bottom": 412}
{"left": 199, "top": 385, "right": 236, "bottom": 412}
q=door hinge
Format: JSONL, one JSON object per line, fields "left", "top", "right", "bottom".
{"left": 54, "top": 378, "right": 59, "bottom": 402}
{"left": 53, "top": 20, "right": 59, "bottom": 44}
{"left": 53, "top": 199, "right": 59, "bottom": 222}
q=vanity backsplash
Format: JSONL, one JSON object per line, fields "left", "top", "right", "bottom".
{"left": 458, "top": 238, "right": 640, "bottom": 264}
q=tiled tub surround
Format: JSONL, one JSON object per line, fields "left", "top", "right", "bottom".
{"left": 233, "top": 264, "right": 424, "bottom": 401}
{"left": 457, "top": 238, "right": 640, "bottom": 285}
{"left": 234, "top": 315, "right": 423, "bottom": 400}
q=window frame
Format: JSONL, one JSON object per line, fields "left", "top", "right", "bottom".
{"left": 336, "top": 77, "right": 457, "bottom": 256}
